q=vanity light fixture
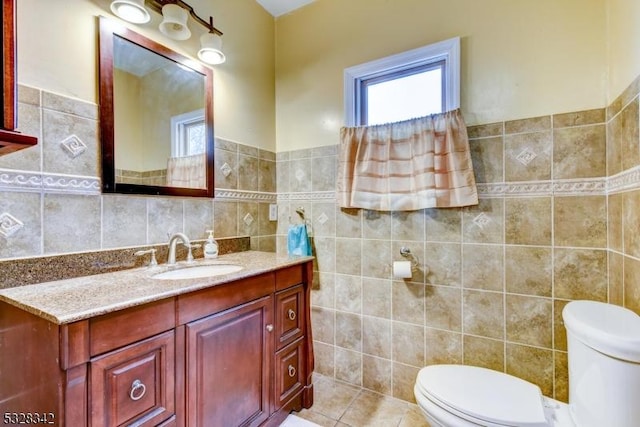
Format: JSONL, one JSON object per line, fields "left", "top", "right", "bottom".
{"left": 109, "top": 0, "right": 225, "bottom": 65}
{"left": 198, "top": 28, "right": 225, "bottom": 65}
{"left": 110, "top": 0, "right": 151, "bottom": 24}
{"left": 159, "top": 3, "right": 191, "bottom": 40}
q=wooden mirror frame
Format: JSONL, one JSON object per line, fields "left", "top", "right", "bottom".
{"left": 99, "top": 17, "right": 215, "bottom": 197}
{"left": 0, "top": 0, "right": 37, "bottom": 156}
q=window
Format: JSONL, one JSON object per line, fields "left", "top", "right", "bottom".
{"left": 170, "top": 108, "right": 206, "bottom": 157}
{"left": 344, "top": 37, "right": 460, "bottom": 126}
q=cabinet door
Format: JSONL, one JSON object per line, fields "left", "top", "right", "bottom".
{"left": 186, "top": 296, "right": 273, "bottom": 427}
{"left": 90, "top": 330, "right": 175, "bottom": 427}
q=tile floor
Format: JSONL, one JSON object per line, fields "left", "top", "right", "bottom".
{"left": 288, "top": 374, "right": 430, "bottom": 427}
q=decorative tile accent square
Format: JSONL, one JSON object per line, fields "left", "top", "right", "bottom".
{"left": 220, "top": 162, "right": 232, "bottom": 177}
{"left": 295, "top": 168, "right": 306, "bottom": 181}
{"left": 317, "top": 212, "right": 329, "bottom": 225}
{"left": 243, "top": 212, "right": 254, "bottom": 226}
{"left": 516, "top": 147, "right": 538, "bottom": 165}
{"left": 60, "top": 134, "right": 87, "bottom": 158}
{"left": 472, "top": 212, "right": 492, "bottom": 229}
{"left": 0, "top": 212, "right": 24, "bottom": 238}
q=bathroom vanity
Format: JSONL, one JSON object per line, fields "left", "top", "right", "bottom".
{"left": 0, "top": 251, "right": 314, "bottom": 427}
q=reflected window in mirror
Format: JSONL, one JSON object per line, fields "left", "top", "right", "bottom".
{"left": 171, "top": 108, "right": 206, "bottom": 157}
{"left": 99, "top": 17, "right": 214, "bottom": 197}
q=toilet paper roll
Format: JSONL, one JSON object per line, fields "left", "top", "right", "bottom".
{"left": 393, "top": 261, "right": 412, "bottom": 279}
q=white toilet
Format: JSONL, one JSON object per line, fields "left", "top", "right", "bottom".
{"left": 414, "top": 300, "right": 640, "bottom": 427}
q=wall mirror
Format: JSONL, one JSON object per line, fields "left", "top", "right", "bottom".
{"left": 99, "top": 16, "right": 214, "bottom": 197}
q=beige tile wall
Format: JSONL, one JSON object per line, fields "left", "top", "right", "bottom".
{"left": 277, "top": 79, "right": 640, "bottom": 404}
{"left": 608, "top": 75, "right": 640, "bottom": 316}
{"left": 0, "top": 85, "right": 277, "bottom": 261}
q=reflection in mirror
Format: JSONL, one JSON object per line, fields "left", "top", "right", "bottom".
{"left": 99, "top": 17, "right": 214, "bottom": 197}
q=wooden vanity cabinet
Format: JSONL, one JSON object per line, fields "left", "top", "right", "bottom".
{"left": 178, "top": 264, "right": 313, "bottom": 427}
{"left": 0, "top": 260, "right": 313, "bottom": 427}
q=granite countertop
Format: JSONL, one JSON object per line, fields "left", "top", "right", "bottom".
{"left": 0, "top": 251, "right": 314, "bottom": 325}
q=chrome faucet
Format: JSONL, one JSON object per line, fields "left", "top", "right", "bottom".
{"left": 167, "top": 232, "right": 193, "bottom": 265}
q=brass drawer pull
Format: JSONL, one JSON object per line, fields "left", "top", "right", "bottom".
{"left": 288, "top": 309, "right": 296, "bottom": 321}
{"left": 266, "top": 324, "right": 274, "bottom": 332}
{"left": 288, "top": 365, "right": 296, "bottom": 378}
{"left": 129, "top": 379, "right": 146, "bottom": 401}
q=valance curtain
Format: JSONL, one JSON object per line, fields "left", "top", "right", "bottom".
{"left": 166, "top": 153, "right": 206, "bottom": 189}
{"left": 337, "top": 109, "right": 478, "bottom": 211}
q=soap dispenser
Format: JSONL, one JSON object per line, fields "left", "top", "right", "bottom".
{"left": 204, "top": 230, "right": 218, "bottom": 259}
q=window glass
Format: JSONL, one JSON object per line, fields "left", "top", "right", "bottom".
{"left": 364, "top": 64, "right": 444, "bottom": 125}
{"left": 344, "top": 37, "right": 460, "bottom": 127}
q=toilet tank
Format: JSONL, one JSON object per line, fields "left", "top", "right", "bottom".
{"left": 562, "top": 300, "right": 640, "bottom": 427}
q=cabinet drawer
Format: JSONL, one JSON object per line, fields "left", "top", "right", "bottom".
{"left": 274, "top": 338, "right": 304, "bottom": 409}
{"left": 90, "top": 330, "right": 175, "bottom": 427}
{"left": 275, "top": 265, "right": 303, "bottom": 291}
{"left": 275, "top": 284, "right": 304, "bottom": 350}
{"left": 90, "top": 298, "right": 175, "bottom": 356}
{"left": 178, "top": 272, "right": 274, "bottom": 324}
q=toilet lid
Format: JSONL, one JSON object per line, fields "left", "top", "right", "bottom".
{"left": 416, "top": 365, "right": 549, "bottom": 427}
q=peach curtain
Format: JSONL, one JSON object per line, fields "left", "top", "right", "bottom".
{"left": 337, "top": 109, "right": 478, "bottom": 211}
{"left": 166, "top": 153, "right": 206, "bottom": 188}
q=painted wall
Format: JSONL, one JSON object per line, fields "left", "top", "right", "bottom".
{"left": 274, "top": 0, "right": 607, "bottom": 152}
{"left": 16, "top": 0, "right": 276, "bottom": 150}
{"left": 606, "top": 0, "right": 640, "bottom": 102}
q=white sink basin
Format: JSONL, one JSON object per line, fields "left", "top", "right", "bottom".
{"left": 152, "top": 264, "right": 243, "bottom": 280}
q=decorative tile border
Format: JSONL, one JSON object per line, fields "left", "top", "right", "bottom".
{"left": 0, "top": 169, "right": 101, "bottom": 194}
{"left": 607, "top": 164, "right": 640, "bottom": 194}
{"left": 277, "top": 191, "right": 336, "bottom": 201}
{"left": 278, "top": 178, "right": 614, "bottom": 202}
{"left": 478, "top": 181, "right": 554, "bottom": 198}
{"left": 0, "top": 169, "right": 279, "bottom": 202}
{"left": 0, "top": 169, "right": 42, "bottom": 191}
{"left": 214, "top": 189, "right": 277, "bottom": 202}
{"left": 1, "top": 168, "right": 637, "bottom": 201}
{"left": 478, "top": 178, "right": 606, "bottom": 198}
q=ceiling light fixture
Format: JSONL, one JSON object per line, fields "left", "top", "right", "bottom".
{"left": 109, "top": 0, "right": 225, "bottom": 65}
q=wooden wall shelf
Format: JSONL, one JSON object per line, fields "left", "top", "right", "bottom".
{"left": 0, "top": 129, "right": 38, "bottom": 156}
{"left": 0, "top": 0, "right": 38, "bottom": 157}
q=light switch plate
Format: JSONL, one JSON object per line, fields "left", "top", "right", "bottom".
{"left": 269, "top": 204, "right": 278, "bottom": 221}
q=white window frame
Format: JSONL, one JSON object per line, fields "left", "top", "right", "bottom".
{"left": 170, "top": 108, "right": 205, "bottom": 157}
{"left": 343, "top": 37, "right": 460, "bottom": 127}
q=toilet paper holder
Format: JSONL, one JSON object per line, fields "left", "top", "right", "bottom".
{"left": 400, "top": 247, "right": 419, "bottom": 270}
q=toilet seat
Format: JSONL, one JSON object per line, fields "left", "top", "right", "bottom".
{"left": 415, "top": 365, "right": 550, "bottom": 427}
